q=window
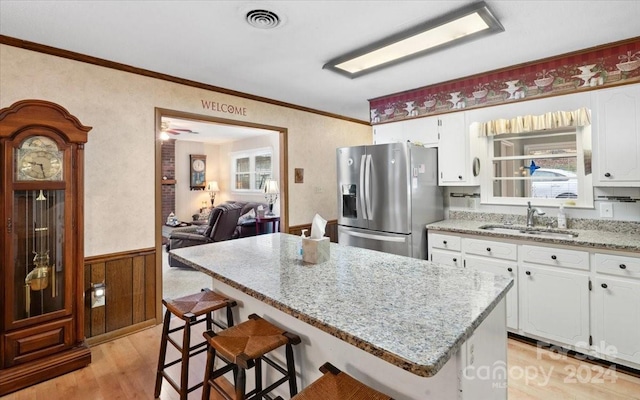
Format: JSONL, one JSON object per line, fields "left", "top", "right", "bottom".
{"left": 231, "top": 148, "right": 273, "bottom": 192}
{"left": 482, "top": 126, "right": 593, "bottom": 207}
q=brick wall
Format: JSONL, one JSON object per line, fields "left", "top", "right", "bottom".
{"left": 161, "top": 140, "right": 176, "bottom": 223}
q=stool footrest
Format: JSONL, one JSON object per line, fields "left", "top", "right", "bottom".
{"left": 261, "top": 354, "right": 288, "bottom": 376}
{"left": 246, "top": 375, "right": 289, "bottom": 400}
{"left": 159, "top": 371, "right": 204, "bottom": 395}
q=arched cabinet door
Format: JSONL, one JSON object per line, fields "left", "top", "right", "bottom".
{"left": 0, "top": 100, "right": 92, "bottom": 396}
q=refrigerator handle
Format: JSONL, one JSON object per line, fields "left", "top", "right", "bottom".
{"left": 365, "top": 154, "right": 373, "bottom": 219}
{"left": 359, "top": 155, "right": 368, "bottom": 220}
{"left": 343, "top": 229, "right": 407, "bottom": 243}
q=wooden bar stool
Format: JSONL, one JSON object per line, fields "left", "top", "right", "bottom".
{"left": 202, "top": 313, "right": 301, "bottom": 400}
{"left": 154, "top": 288, "right": 237, "bottom": 400}
{"left": 275, "top": 362, "right": 393, "bottom": 400}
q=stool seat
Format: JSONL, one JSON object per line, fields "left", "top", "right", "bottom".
{"left": 202, "top": 314, "right": 301, "bottom": 400}
{"left": 208, "top": 314, "right": 298, "bottom": 367}
{"left": 164, "top": 290, "right": 234, "bottom": 320}
{"left": 286, "top": 362, "right": 393, "bottom": 400}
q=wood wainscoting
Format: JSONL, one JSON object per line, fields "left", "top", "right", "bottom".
{"left": 84, "top": 248, "right": 157, "bottom": 345}
{"left": 288, "top": 219, "right": 338, "bottom": 242}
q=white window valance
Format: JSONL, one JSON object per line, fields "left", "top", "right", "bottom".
{"left": 479, "top": 107, "right": 591, "bottom": 136}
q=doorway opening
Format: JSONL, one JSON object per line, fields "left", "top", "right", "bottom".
{"left": 154, "top": 108, "right": 288, "bottom": 320}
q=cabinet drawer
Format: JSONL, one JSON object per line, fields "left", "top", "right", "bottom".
{"left": 521, "top": 245, "right": 589, "bottom": 271}
{"left": 429, "top": 233, "right": 461, "bottom": 251}
{"left": 430, "top": 249, "right": 462, "bottom": 268}
{"left": 595, "top": 253, "right": 640, "bottom": 280}
{"left": 464, "top": 238, "right": 517, "bottom": 261}
{"left": 3, "top": 317, "right": 73, "bottom": 367}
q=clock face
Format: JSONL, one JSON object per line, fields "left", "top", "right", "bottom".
{"left": 192, "top": 159, "right": 205, "bottom": 172}
{"left": 16, "top": 136, "right": 64, "bottom": 181}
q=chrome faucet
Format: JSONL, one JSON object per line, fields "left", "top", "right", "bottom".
{"left": 526, "top": 201, "right": 545, "bottom": 227}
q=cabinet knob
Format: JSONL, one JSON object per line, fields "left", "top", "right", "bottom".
{"left": 507, "top": 267, "right": 513, "bottom": 272}
{"left": 443, "top": 240, "right": 447, "bottom": 245}
{"left": 486, "top": 247, "right": 491, "bottom": 252}
{"left": 620, "top": 264, "right": 627, "bottom": 269}
{"left": 526, "top": 271, "right": 531, "bottom": 276}
{"left": 601, "top": 283, "right": 608, "bottom": 289}
{"left": 458, "top": 175, "right": 463, "bottom": 180}
{"left": 551, "top": 255, "right": 557, "bottom": 260}
{"left": 453, "top": 258, "right": 457, "bottom": 262}
{"left": 604, "top": 172, "right": 611, "bottom": 178}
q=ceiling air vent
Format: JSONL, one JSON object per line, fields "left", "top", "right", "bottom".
{"left": 246, "top": 9, "right": 280, "bottom": 29}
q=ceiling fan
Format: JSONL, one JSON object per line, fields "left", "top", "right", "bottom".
{"left": 160, "top": 121, "right": 199, "bottom": 135}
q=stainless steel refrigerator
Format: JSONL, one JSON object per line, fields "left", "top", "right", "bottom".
{"left": 336, "top": 142, "right": 443, "bottom": 259}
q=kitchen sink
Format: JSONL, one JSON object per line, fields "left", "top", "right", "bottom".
{"left": 479, "top": 224, "right": 578, "bottom": 240}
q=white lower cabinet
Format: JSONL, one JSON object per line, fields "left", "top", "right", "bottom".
{"left": 592, "top": 277, "right": 640, "bottom": 365}
{"left": 519, "top": 264, "right": 590, "bottom": 349}
{"left": 427, "top": 229, "right": 640, "bottom": 370}
{"left": 466, "top": 255, "right": 518, "bottom": 329}
{"left": 592, "top": 252, "right": 640, "bottom": 365}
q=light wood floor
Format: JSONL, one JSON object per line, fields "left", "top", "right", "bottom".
{"left": 4, "top": 324, "right": 639, "bottom": 400}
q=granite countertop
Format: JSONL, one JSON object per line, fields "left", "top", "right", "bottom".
{"left": 169, "top": 233, "right": 513, "bottom": 377}
{"left": 427, "top": 219, "right": 640, "bottom": 252}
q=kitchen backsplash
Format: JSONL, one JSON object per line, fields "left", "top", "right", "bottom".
{"left": 448, "top": 209, "right": 640, "bottom": 235}
{"left": 445, "top": 186, "right": 640, "bottom": 224}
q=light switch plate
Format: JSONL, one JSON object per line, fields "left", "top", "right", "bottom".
{"left": 600, "top": 202, "right": 613, "bottom": 218}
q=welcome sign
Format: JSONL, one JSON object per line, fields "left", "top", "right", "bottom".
{"left": 201, "top": 99, "right": 247, "bottom": 116}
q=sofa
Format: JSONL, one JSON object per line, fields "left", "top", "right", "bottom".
{"left": 226, "top": 201, "right": 270, "bottom": 238}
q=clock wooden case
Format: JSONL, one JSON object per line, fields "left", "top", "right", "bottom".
{"left": 190, "top": 154, "right": 206, "bottom": 190}
{"left": 0, "top": 100, "right": 92, "bottom": 395}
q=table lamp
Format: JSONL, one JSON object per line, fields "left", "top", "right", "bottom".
{"left": 206, "top": 181, "right": 220, "bottom": 207}
{"left": 263, "top": 179, "right": 279, "bottom": 216}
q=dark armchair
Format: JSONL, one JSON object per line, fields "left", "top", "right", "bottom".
{"left": 168, "top": 203, "right": 243, "bottom": 268}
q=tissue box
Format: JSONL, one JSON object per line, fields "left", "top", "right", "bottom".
{"left": 302, "top": 237, "right": 330, "bottom": 264}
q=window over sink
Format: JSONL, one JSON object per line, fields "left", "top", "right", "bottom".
{"left": 479, "top": 108, "right": 593, "bottom": 208}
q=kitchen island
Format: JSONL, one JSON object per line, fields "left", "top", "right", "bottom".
{"left": 169, "top": 233, "right": 512, "bottom": 399}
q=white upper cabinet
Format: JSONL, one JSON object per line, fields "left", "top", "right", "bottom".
{"left": 403, "top": 116, "right": 439, "bottom": 146}
{"left": 372, "top": 121, "right": 403, "bottom": 145}
{"left": 372, "top": 116, "right": 439, "bottom": 146}
{"left": 438, "top": 113, "right": 484, "bottom": 186}
{"left": 593, "top": 84, "right": 640, "bottom": 186}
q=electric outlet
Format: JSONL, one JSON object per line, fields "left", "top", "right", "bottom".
{"left": 600, "top": 202, "right": 613, "bottom": 218}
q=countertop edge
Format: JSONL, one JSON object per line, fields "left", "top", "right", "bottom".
{"left": 171, "top": 252, "right": 514, "bottom": 378}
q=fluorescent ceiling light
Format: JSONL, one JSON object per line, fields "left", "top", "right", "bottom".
{"left": 324, "top": 1, "right": 504, "bottom": 78}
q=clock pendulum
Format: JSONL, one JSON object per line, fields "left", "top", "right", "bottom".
{"left": 24, "top": 190, "right": 56, "bottom": 316}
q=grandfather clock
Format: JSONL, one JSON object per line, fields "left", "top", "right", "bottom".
{"left": 0, "top": 100, "right": 92, "bottom": 395}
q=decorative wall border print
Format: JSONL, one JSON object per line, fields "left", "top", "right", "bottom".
{"left": 369, "top": 37, "right": 640, "bottom": 124}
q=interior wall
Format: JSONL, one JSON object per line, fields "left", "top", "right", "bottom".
{"left": 0, "top": 44, "right": 372, "bottom": 257}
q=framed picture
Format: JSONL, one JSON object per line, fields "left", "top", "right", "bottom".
{"left": 190, "top": 154, "right": 206, "bottom": 190}
{"left": 295, "top": 168, "right": 304, "bottom": 183}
